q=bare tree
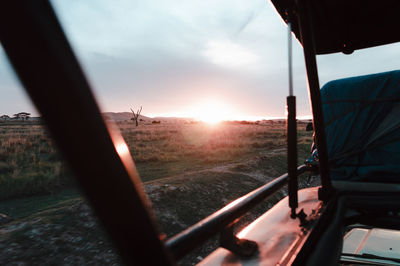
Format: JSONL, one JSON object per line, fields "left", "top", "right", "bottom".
{"left": 130, "top": 106, "right": 142, "bottom": 127}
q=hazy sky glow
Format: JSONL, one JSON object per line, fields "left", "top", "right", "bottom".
{"left": 1, "top": 0, "right": 399, "bottom": 119}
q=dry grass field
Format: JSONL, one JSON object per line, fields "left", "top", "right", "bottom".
{"left": 0, "top": 122, "right": 72, "bottom": 200}
{"left": 0, "top": 120, "right": 314, "bottom": 265}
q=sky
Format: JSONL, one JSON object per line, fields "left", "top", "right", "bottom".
{"left": 1, "top": 0, "right": 399, "bottom": 120}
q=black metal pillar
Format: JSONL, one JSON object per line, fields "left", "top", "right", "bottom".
{"left": 287, "top": 96, "right": 298, "bottom": 216}
{"left": 286, "top": 12, "right": 299, "bottom": 217}
{"left": 295, "top": 0, "right": 333, "bottom": 200}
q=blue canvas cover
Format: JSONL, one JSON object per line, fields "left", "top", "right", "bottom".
{"left": 321, "top": 70, "right": 400, "bottom": 183}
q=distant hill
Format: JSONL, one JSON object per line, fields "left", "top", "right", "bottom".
{"left": 152, "top": 117, "right": 196, "bottom": 123}
{"left": 102, "top": 112, "right": 196, "bottom": 123}
{"left": 102, "top": 112, "right": 150, "bottom": 121}
{"left": 101, "top": 112, "right": 312, "bottom": 123}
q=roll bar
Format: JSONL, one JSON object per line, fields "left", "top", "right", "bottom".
{"left": 166, "top": 165, "right": 311, "bottom": 259}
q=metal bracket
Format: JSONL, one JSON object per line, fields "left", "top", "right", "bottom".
{"left": 291, "top": 208, "right": 308, "bottom": 227}
{"left": 220, "top": 222, "right": 258, "bottom": 257}
{"left": 296, "top": 209, "right": 308, "bottom": 227}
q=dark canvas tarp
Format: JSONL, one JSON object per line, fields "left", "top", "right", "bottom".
{"left": 321, "top": 70, "right": 400, "bottom": 182}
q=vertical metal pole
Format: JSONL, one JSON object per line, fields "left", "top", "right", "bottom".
{"left": 295, "top": 0, "right": 333, "bottom": 201}
{"left": 288, "top": 20, "right": 294, "bottom": 97}
{"left": 286, "top": 14, "right": 298, "bottom": 218}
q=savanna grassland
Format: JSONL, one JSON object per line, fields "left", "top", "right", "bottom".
{"left": 0, "top": 120, "right": 314, "bottom": 265}
{"left": 0, "top": 122, "right": 72, "bottom": 200}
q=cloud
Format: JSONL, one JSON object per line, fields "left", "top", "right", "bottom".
{"left": 233, "top": 10, "right": 257, "bottom": 37}
{"left": 203, "top": 39, "right": 259, "bottom": 68}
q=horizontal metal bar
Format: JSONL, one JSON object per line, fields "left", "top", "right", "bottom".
{"left": 166, "top": 165, "right": 311, "bottom": 259}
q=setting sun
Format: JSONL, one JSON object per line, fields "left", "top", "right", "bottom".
{"left": 190, "top": 100, "right": 233, "bottom": 124}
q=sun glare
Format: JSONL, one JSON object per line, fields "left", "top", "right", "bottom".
{"left": 115, "top": 142, "right": 129, "bottom": 157}
{"left": 191, "top": 100, "right": 233, "bottom": 125}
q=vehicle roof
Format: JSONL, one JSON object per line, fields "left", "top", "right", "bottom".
{"left": 270, "top": 0, "right": 400, "bottom": 54}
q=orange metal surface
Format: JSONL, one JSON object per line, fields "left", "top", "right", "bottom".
{"left": 198, "top": 187, "right": 322, "bottom": 266}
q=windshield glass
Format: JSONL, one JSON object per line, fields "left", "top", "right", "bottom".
{"left": 0, "top": 45, "right": 122, "bottom": 264}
